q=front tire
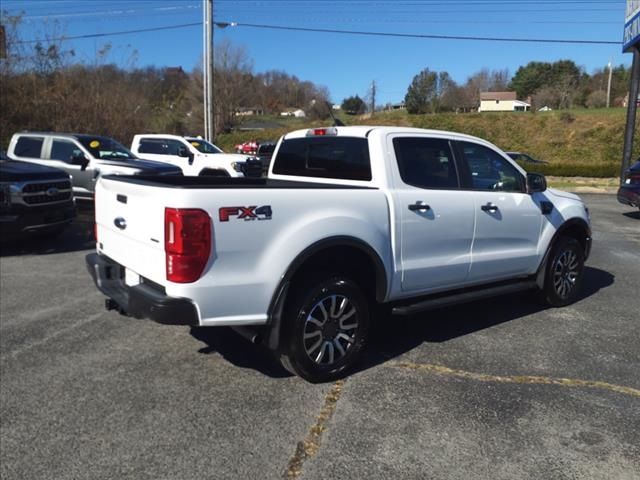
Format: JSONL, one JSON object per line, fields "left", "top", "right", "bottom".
{"left": 280, "top": 276, "right": 370, "bottom": 383}
{"left": 540, "top": 236, "right": 585, "bottom": 307}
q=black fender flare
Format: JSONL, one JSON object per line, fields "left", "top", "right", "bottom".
{"left": 535, "top": 217, "right": 592, "bottom": 288}
{"left": 263, "top": 236, "right": 388, "bottom": 351}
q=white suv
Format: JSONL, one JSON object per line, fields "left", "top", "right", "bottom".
{"left": 130, "top": 134, "right": 262, "bottom": 177}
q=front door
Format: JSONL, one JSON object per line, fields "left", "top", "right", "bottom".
{"left": 391, "top": 135, "right": 475, "bottom": 294}
{"left": 455, "top": 141, "right": 542, "bottom": 283}
{"left": 49, "top": 138, "right": 95, "bottom": 195}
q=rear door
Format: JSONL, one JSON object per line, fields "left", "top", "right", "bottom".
{"left": 389, "top": 134, "right": 475, "bottom": 293}
{"left": 454, "top": 141, "right": 542, "bottom": 282}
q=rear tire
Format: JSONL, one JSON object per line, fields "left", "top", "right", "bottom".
{"left": 540, "top": 236, "right": 585, "bottom": 307}
{"left": 279, "top": 275, "right": 370, "bottom": 383}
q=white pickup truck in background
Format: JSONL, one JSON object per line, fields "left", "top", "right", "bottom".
{"left": 87, "top": 126, "right": 591, "bottom": 382}
{"left": 131, "top": 134, "right": 263, "bottom": 177}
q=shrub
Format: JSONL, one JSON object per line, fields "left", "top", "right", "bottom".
{"left": 517, "top": 162, "right": 618, "bottom": 177}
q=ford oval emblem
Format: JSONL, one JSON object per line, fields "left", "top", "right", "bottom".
{"left": 45, "top": 187, "right": 59, "bottom": 197}
{"left": 114, "top": 217, "right": 127, "bottom": 230}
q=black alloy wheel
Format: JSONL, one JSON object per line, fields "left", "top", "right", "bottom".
{"left": 280, "top": 276, "right": 370, "bottom": 383}
{"left": 541, "top": 236, "right": 585, "bottom": 307}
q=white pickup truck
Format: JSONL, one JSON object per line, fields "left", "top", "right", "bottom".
{"left": 130, "top": 134, "right": 263, "bottom": 177}
{"left": 87, "top": 126, "right": 591, "bottom": 382}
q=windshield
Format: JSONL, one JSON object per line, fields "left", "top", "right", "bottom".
{"left": 186, "top": 138, "right": 223, "bottom": 154}
{"left": 78, "top": 137, "right": 136, "bottom": 160}
{"left": 0, "top": 151, "right": 8, "bottom": 162}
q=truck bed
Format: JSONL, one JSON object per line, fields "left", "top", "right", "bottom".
{"left": 101, "top": 175, "right": 376, "bottom": 190}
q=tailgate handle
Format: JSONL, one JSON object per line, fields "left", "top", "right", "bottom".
{"left": 114, "top": 217, "right": 127, "bottom": 230}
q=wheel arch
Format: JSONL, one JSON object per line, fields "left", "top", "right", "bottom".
{"left": 263, "top": 236, "right": 388, "bottom": 351}
{"left": 536, "top": 217, "right": 592, "bottom": 288}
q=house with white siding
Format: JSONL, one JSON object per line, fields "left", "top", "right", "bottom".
{"left": 479, "top": 92, "right": 531, "bottom": 112}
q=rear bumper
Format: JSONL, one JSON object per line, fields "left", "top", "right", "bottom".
{"left": 85, "top": 253, "right": 199, "bottom": 326}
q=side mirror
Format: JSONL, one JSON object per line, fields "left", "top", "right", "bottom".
{"left": 178, "top": 146, "right": 194, "bottom": 165}
{"left": 527, "top": 173, "right": 547, "bottom": 193}
{"left": 71, "top": 152, "right": 90, "bottom": 171}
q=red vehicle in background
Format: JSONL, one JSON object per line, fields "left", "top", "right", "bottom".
{"left": 235, "top": 140, "right": 259, "bottom": 155}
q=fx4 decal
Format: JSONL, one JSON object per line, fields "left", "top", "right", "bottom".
{"left": 219, "top": 205, "right": 273, "bottom": 222}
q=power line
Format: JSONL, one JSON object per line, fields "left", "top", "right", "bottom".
{"left": 217, "top": 21, "right": 622, "bottom": 45}
{"left": 14, "top": 22, "right": 200, "bottom": 44}
{"left": 12, "top": 19, "right": 622, "bottom": 46}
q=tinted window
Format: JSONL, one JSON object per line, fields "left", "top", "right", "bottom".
{"left": 139, "top": 138, "right": 185, "bottom": 156}
{"left": 459, "top": 142, "right": 524, "bottom": 192}
{"left": 14, "top": 137, "right": 44, "bottom": 158}
{"left": 393, "top": 137, "right": 458, "bottom": 189}
{"left": 186, "top": 138, "right": 222, "bottom": 154}
{"left": 77, "top": 136, "right": 136, "bottom": 160}
{"left": 51, "top": 140, "right": 82, "bottom": 163}
{"left": 273, "top": 137, "right": 371, "bottom": 181}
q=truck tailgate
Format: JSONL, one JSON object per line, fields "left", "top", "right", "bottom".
{"left": 95, "top": 178, "right": 167, "bottom": 285}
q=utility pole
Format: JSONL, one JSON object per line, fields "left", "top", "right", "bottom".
{"left": 370, "top": 80, "right": 376, "bottom": 115}
{"left": 621, "top": 47, "right": 640, "bottom": 182}
{"left": 202, "top": 0, "right": 214, "bottom": 141}
{"left": 606, "top": 60, "right": 613, "bottom": 109}
{"left": 202, "top": 0, "right": 209, "bottom": 140}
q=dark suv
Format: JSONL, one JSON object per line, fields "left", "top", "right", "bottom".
{"left": 0, "top": 152, "right": 76, "bottom": 241}
{"left": 617, "top": 158, "right": 640, "bottom": 210}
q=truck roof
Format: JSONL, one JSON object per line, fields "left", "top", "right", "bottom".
{"left": 282, "top": 126, "right": 492, "bottom": 144}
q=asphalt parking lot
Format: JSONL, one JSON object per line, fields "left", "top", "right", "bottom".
{"left": 1, "top": 194, "right": 639, "bottom": 480}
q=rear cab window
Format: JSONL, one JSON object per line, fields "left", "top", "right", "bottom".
{"left": 272, "top": 136, "right": 371, "bottom": 181}
{"left": 14, "top": 137, "right": 44, "bottom": 158}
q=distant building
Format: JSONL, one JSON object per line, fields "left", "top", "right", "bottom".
{"left": 235, "top": 107, "right": 265, "bottom": 116}
{"left": 386, "top": 102, "right": 406, "bottom": 111}
{"left": 165, "top": 66, "right": 186, "bottom": 77}
{"left": 280, "top": 108, "right": 306, "bottom": 118}
{"left": 479, "top": 92, "right": 530, "bottom": 112}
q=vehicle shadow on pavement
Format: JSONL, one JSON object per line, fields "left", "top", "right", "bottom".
{"left": 357, "top": 266, "right": 615, "bottom": 374}
{"left": 622, "top": 211, "right": 640, "bottom": 219}
{"left": 0, "top": 206, "right": 95, "bottom": 257}
{"left": 189, "top": 326, "right": 293, "bottom": 378}
{"left": 188, "top": 267, "right": 613, "bottom": 380}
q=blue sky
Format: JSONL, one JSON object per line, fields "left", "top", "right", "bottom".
{"left": 1, "top": 0, "right": 631, "bottom": 105}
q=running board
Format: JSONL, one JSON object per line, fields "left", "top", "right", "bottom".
{"left": 391, "top": 280, "right": 538, "bottom": 316}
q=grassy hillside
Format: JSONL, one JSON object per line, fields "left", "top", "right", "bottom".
{"left": 216, "top": 108, "right": 637, "bottom": 177}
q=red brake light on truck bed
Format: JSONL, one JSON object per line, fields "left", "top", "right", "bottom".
{"left": 306, "top": 127, "right": 338, "bottom": 137}
{"left": 165, "top": 208, "right": 212, "bottom": 283}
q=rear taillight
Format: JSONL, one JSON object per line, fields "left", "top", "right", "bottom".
{"left": 165, "top": 208, "right": 211, "bottom": 283}
{"left": 628, "top": 173, "right": 640, "bottom": 185}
